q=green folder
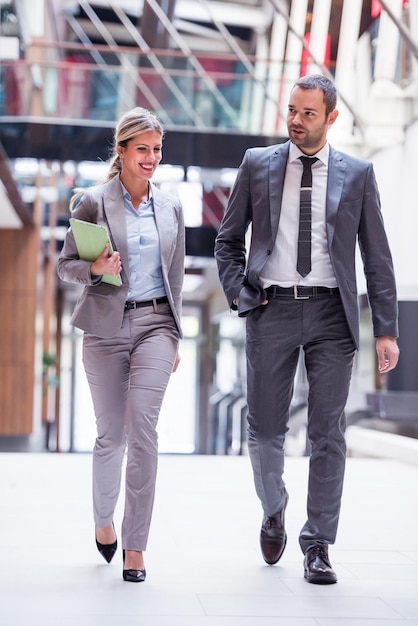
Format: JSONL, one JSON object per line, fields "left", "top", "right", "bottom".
{"left": 69, "top": 218, "right": 122, "bottom": 286}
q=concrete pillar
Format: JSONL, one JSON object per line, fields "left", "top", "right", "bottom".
{"left": 140, "top": 0, "right": 177, "bottom": 49}
{"left": 374, "top": 0, "right": 403, "bottom": 81}
{"left": 280, "top": 0, "right": 309, "bottom": 135}
{"left": 334, "top": 0, "right": 363, "bottom": 138}
{"left": 250, "top": 33, "right": 269, "bottom": 135}
{"left": 307, "top": 0, "right": 332, "bottom": 75}
{"left": 263, "top": 12, "right": 287, "bottom": 135}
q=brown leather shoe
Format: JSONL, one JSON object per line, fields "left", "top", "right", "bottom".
{"left": 260, "top": 493, "right": 289, "bottom": 565}
{"left": 303, "top": 544, "right": 337, "bottom": 584}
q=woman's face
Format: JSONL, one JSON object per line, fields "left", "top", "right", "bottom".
{"left": 117, "top": 130, "right": 163, "bottom": 183}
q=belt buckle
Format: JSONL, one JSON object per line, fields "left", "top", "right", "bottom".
{"left": 293, "top": 285, "right": 309, "bottom": 300}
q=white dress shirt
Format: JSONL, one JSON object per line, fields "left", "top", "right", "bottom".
{"left": 260, "top": 142, "right": 337, "bottom": 288}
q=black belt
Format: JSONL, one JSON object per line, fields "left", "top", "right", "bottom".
{"left": 124, "top": 296, "right": 168, "bottom": 310}
{"left": 266, "top": 285, "right": 339, "bottom": 300}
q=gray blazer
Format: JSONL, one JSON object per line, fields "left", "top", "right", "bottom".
{"left": 57, "top": 176, "right": 184, "bottom": 339}
{"left": 215, "top": 141, "right": 398, "bottom": 349}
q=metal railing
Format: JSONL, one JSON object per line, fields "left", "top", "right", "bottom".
{"left": 0, "top": 42, "right": 272, "bottom": 132}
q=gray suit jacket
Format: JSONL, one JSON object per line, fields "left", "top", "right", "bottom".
{"left": 215, "top": 141, "right": 398, "bottom": 349}
{"left": 57, "top": 176, "right": 184, "bottom": 339}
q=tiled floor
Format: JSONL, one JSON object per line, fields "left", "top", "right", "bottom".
{"left": 1, "top": 453, "right": 418, "bottom": 625}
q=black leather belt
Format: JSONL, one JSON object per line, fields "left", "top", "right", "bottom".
{"left": 266, "top": 285, "right": 339, "bottom": 300}
{"left": 124, "top": 296, "right": 168, "bottom": 310}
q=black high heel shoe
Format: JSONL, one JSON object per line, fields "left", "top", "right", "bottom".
{"left": 122, "top": 549, "right": 146, "bottom": 583}
{"left": 95, "top": 523, "right": 117, "bottom": 564}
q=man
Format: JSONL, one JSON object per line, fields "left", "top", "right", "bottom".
{"left": 214, "top": 74, "right": 399, "bottom": 584}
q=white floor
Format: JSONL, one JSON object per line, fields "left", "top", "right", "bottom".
{"left": 1, "top": 453, "right": 418, "bottom": 626}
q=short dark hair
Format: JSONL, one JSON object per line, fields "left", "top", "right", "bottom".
{"left": 292, "top": 74, "right": 337, "bottom": 116}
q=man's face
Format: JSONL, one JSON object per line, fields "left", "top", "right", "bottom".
{"left": 287, "top": 86, "right": 338, "bottom": 155}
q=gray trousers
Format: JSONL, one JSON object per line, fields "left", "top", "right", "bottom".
{"left": 245, "top": 293, "right": 356, "bottom": 554}
{"left": 82, "top": 301, "right": 179, "bottom": 551}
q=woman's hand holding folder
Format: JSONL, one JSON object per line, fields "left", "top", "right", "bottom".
{"left": 90, "top": 243, "right": 122, "bottom": 279}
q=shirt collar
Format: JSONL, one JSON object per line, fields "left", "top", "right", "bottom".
{"left": 289, "top": 141, "right": 329, "bottom": 166}
{"left": 119, "top": 175, "right": 152, "bottom": 201}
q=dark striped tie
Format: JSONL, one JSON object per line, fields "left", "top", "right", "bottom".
{"left": 297, "top": 156, "right": 318, "bottom": 277}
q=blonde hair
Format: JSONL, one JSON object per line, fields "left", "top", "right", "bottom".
{"left": 70, "top": 107, "right": 164, "bottom": 210}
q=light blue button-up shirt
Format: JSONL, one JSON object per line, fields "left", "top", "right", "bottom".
{"left": 121, "top": 180, "right": 166, "bottom": 301}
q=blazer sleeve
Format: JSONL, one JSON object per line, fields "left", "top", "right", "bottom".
{"left": 163, "top": 195, "right": 185, "bottom": 337}
{"left": 357, "top": 164, "right": 399, "bottom": 339}
{"left": 214, "top": 150, "right": 253, "bottom": 309}
{"left": 57, "top": 192, "right": 104, "bottom": 286}
{"left": 56, "top": 185, "right": 129, "bottom": 339}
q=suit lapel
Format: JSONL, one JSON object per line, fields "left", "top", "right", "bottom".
{"left": 269, "top": 143, "right": 289, "bottom": 238}
{"left": 150, "top": 183, "right": 174, "bottom": 272}
{"left": 102, "top": 177, "right": 129, "bottom": 283}
{"left": 326, "top": 147, "right": 346, "bottom": 246}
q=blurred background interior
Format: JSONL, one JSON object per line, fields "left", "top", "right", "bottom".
{"left": 0, "top": 0, "right": 417, "bottom": 456}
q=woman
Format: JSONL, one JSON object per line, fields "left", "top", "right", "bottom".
{"left": 57, "top": 107, "right": 184, "bottom": 582}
